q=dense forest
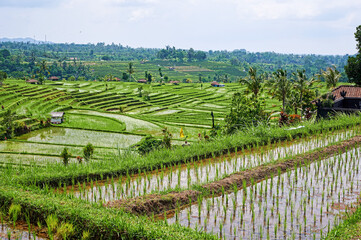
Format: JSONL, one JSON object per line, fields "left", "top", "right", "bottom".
{"left": 0, "top": 41, "right": 351, "bottom": 81}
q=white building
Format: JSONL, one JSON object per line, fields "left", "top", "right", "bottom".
{"left": 50, "top": 112, "right": 65, "bottom": 124}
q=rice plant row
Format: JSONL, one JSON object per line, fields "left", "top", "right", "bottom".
{"left": 166, "top": 146, "right": 361, "bottom": 239}
{"left": 70, "top": 128, "right": 355, "bottom": 202}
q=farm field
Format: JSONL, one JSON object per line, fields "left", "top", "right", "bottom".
{"left": 1, "top": 79, "right": 361, "bottom": 239}
{"left": 71, "top": 129, "right": 354, "bottom": 201}
{"left": 166, "top": 146, "right": 361, "bottom": 239}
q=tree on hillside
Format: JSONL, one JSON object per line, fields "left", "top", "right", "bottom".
{"left": 224, "top": 91, "right": 267, "bottom": 134}
{"left": 267, "top": 69, "right": 292, "bottom": 112}
{"left": 147, "top": 73, "right": 152, "bottom": 84}
{"left": 1, "top": 110, "right": 16, "bottom": 139}
{"left": 0, "top": 71, "right": 7, "bottom": 85}
{"left": 239, "top": 67, "right": 264, "bottom": 100}
{"left": 345, "top": 25, "right": 361, "bottom": 86}
{"left": 126, "top": 62, "right": 135, "bottom": 81}
{"left": 37, "top": 60, "right": 49, "bottom": 85}
{"left": 292, "top": 69, "right": 318, "bottom": 115}
{"left": 319, "top": 66, "right": 341, "bottom": 89}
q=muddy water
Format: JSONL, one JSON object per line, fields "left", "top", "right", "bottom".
{"left": 0, "top": 222, "right": 46, "bottom": 240}
{"left": 72, "top": 130, "right": 355, "bottom": 202}
{"left": 166, "top": 147, "right": 361, "bottom": 239}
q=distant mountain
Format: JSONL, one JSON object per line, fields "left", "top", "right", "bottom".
{"left": 0, "top": 37, "right": 52, "bottom": 44}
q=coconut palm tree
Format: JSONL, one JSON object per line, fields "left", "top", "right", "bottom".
{"left": 267, "top": 69, "right": 292, "bottom": 112}
{"left": 37, "top": 60, "right": 49, "bottom": 85}
{"left": 319, "top": 65, "right": 341, "bottom": 89}
{"left": 292, "top": 69, "right": 319, "bottom": 115}
{"left": 126, "top": 62, "right": 135, "bottom": 81}
{"left": 239, "top": 67, "right": 264, "bottom": 100}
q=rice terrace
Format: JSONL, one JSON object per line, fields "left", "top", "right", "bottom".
{"left": 2, "top": 23, "right": 361, "bottom": 239}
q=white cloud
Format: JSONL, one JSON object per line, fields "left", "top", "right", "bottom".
{"left": 129, "top": 8, "right": 154, "bottom": 21}
{"left": 0, "top": 0, "right": 361, "bottom": 54}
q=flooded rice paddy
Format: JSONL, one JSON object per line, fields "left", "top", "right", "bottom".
{"left": 71, "top": 130, "right": 354, "bottom": 202}
{"left": 166, "top": 147, "right": 361, "bottom": 239}
{"left": 0, "top": 222, "right": 45, "bottom": 240}
{"left": 17, "top": 127, "right": 142, "bottom": 148}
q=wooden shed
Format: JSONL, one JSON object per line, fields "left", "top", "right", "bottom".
{"left": 50, "top": 112, "right": 65, "bottom": 124}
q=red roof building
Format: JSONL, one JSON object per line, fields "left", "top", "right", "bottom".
{"left": 169, "top": 81, "right": 180, "bottom": 85}
{"left": 211, "top": 81, "right": 225, "bottom": 87}
{"left": 331, "top": 85, "right": 361, "bottom": 101}
{"left": 49, "top": 76, "right": 60, "bottom": 81}
{"left": 26, "top": 79, "right": 38, "bottom": 84}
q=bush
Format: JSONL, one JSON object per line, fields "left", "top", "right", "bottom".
{"left": 83, "top": 143, "right": 95, "bottom": 162}
{"left": 137, "top": 135, "right": 162, "bottom": 155}
{"left": 60, "top": 148, "right": 71, "bottom": 165}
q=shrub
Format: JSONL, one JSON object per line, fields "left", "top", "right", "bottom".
{"left": 60, "top": 148, "right": 71, "bottom": 166}
{"left": 83, "top": 143, "right": 95, "bottom": 162}
{"left": 137, "top": 135, "right": 162, "bottom": 155}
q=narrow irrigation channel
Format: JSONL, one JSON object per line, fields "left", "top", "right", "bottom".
{"left": 0, "top": 221, "right": 47, "bottom": 240}
{"left": 66, "top": 129, "right": 355, "bottom": 202}
{"left": 165, "top": 146, "right": 361, "bottom": 239}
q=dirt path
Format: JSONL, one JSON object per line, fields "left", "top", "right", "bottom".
{"left": 105, "top": 136, "right": 361, "bottom": 215}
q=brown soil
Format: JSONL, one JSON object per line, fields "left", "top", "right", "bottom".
{"left": 105, "top": 136, "right": 361, "bottom": 216}
{"left": 105, "top": 190, "right": 200, "bottom": 215}
{"left": 0, "top": 218, "right": 48, "bottom": 239}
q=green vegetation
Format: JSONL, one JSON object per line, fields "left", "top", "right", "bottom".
{"left": 345, "top": 25, "right": 361, "bottom": 86}
{"left": 1, "top": 31, "right": 361, "bottom": 238}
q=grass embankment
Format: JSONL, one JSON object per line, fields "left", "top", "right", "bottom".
{"left": 2, "top": 114, "right": 361, "bottom": 188}
{"left": 0, "top": 186, "right": 217, "bottom": 240}
{"left": 327, "top": 200, "right": 361, "bottom": 239}
{"left": 60, "top": 113, "right": 126, "bottom": 132}
{"left": 106, "top": 136, "right": 361, "bottom": 215}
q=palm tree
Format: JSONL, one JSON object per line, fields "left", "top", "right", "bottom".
{"left": 239, "top": 67, "right": 264, "bottom": 100}
{"left": 38, "top": 60, "right": 49, "bottom": 76}
{"left": 292, "top": 69, "right": 318, "bottom": 115}
{"left": 319, "top": 65, "right": 341, "bottom": 89}
{"left": 267, "top": 69, "right": 292, "bottom": 112}
{"left": 126, "top": 62, "right": 135, "bottom": 81}
{"left": 37, "top": 60, "right": 49, "bottom": 85}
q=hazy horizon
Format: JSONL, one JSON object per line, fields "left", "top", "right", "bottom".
{"left": 1, "top": 0, "right": 361, "bottom": 55}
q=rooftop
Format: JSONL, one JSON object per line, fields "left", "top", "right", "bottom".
{"left": 50, "top": 112, "right": 64, "bottom": 118}
{"left": 332, "top": 85, "right": 361, "bottom": 101}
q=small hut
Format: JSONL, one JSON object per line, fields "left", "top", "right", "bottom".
{"left": 26, "top": 79, "right": 38, "bottom": 84}
{"left": 50, "top": 112, "right": 65, "bottom": 124}
{"left": 211, "top": 81, "right": 225, "bottom": 87}
{"left": 169, "top": 81, "right": 180, "bottom": 85}
{"left": 49, "top": 76, "right": 60, "bottom": 81}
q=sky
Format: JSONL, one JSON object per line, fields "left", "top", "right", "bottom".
{"left": 1, "top": 0, "right": 361, "bottom": 55}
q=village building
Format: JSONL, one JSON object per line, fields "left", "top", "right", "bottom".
{"left": 26, "top": 79, "right": 38, "bottom": 84}
{"left": 169, "top": 81, "right": 180, "bottom": 85}
{"left": 50, "top": 112, "right": 65, "bottom": 124}
{"left": 316, "top": 85, "right": 361, "bottom": 118}
{"left": 138, "top": 79, "right": 147, "bottom": 83}
{"left": 49, "top": 76, "right": 60, "bottom": 81}
{"left": 211, "top": 81, "right": 225, "bottom": 87}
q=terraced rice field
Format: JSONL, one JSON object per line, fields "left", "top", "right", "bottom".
{"left": 166, "top": 147, "right": 361, "bottom": 239}
{"left": 72, "top": 129, "right": 355, "bottom": 201}
{"left": 2, "top": 79, "right": 361, "bottom": 239}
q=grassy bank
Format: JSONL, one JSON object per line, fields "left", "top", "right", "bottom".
{"left": 2, "top": 113, "right": 361, "bottom": 188}
{"left": 0, "top": 185, "right": 217, "bottom": 239}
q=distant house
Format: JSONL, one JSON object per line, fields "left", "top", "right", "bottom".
{"left": 169, "top": 81, "right": 180, "bottom": 85}
{"left": 315, "top": 85, "right": 361, "bottom": 118}
{"left": 50, "top": 112, "right": 65, "bottom": 124}
{"left": 331, "top": 85, "right": 361, "bottom": 108}
{"left": 115, "top": 77, "right": 121, "bottom": 81}
{"left": 26, "top": 79, "right": 38, "bottom": 84}
{"left": 211, "top": 81, "right": 225, "bottom": 87}
{"left": 138, "top": 79, "right": 147, "bottom": 83}
{"left": 49, "top": 76, "right": 60, "bottom": 81}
